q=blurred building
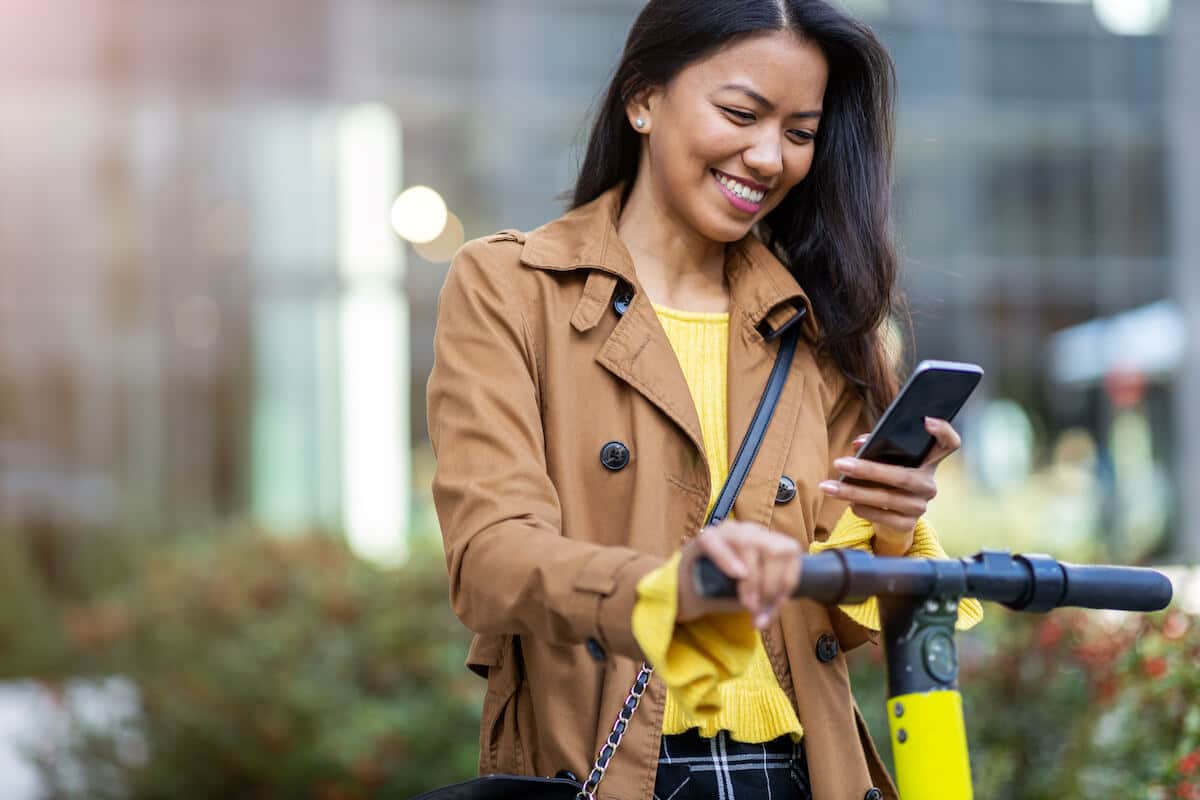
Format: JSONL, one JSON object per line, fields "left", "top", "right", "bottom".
{"left": 0, "top": 0, "right": 1195, "bottom": 561}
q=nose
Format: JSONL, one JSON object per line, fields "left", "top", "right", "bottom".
{"left": 742, "top": 129, "right": 783, "bottom": 182}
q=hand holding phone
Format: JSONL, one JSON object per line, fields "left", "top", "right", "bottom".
{"left": 839, "top": 360, "right": 982, "bottom": 486}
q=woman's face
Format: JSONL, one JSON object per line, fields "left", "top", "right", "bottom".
{"left": 630, "top": 30, "right": 829, "bottom": 243}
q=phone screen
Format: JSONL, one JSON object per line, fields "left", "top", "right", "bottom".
{"left": 844, "top": 362, "right": 982, "bottom": 483}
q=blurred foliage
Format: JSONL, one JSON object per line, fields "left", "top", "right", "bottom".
{"left": 850, "top": 605, "right": 1200, "bottom": 799}
{"left": 5, "top": 516, "right": 1198, "bottom": 798}
{"left": 0, "top": 519, "right": 148, "bottom": 680}
{"left": 23, "top": 527, "right": 481, "bottom": 799}
{"left": 926, "top": 457, "right": 1109, "bottom": 563}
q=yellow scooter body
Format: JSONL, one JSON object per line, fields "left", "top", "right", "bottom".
{"left": 887, "top": 690, "right": 973, "bottom": 800}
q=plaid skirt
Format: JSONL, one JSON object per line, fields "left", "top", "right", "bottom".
{"left": 653, "top": 729, "right": 812, "bottom": 800}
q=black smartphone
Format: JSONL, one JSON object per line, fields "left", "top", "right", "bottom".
{"left": 839, "top": 359, "right": 983, "bottom": 486}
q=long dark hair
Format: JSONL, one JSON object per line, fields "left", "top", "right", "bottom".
{"left": 572, "top": 0, "right": 904, "bottom": 419}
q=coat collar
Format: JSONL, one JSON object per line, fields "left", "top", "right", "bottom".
{"left": 520, "top": 185, "right": 822, "bottom": 342}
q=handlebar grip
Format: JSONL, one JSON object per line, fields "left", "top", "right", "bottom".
{"left": 1059, "top": 563, "right": 1173, "bottom": 612}
{"left": 693, "top": 556, "right": 739, "bottom": 598}
{"left": 693, "top": 553, "right": 846, "bottom": 603}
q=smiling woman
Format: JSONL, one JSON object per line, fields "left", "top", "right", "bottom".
{"left": 424, "top": 2, "right": 969, "bottom": 800}
{"left": 620, "top": 31, "right": 827, "bottom": 240}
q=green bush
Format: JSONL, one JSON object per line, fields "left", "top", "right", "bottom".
{"left": 13, "top": 519, "right": 1198, "bottom": 799}
{"left": 36, "top": 532, "right": 482, "bottom": 799}
{"left": 850, "top": 605, "right": 1200, "bottom": 799}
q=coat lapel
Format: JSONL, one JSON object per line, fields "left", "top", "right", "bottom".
{"left": 519, "top": 186, "right": 824, "bottom": 500}
{"left": 594, "top": 288, "right": 707, "bottom": 458}
{"left": 724, "top": 236, "right": 821, "bottom": 528}
{"left": 521, "top": 189, "right": 706, "bottom": 459}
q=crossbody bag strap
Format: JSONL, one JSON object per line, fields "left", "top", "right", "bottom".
{"left": 575, "top": 321, "right": 802, "bottom": 800}
{"left": 706, "top": 319, "right": 802, "bottom": 527}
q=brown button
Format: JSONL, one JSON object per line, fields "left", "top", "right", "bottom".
{"left": 815, "top": 633, "right": 839, "bottom": 663}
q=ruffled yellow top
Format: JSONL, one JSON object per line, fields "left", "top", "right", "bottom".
{"left": 633, "top": 302, "right": 983, "bottom": 744}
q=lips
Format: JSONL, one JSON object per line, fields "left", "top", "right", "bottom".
{"left": 712, "top": 169, "right": 767, "bottom": 213}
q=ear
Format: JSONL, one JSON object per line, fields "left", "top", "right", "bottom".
{"left": 623, "top": 85, "right": 659, "bottom": 134}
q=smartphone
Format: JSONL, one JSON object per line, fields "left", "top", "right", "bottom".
{"left": 839, "top": 360, "right": 983, "bottom": 486}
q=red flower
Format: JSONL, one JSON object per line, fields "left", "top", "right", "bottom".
{"left": 1179, "top": 748, "right": 1200, "bottom": 776}
{"left": 1175, "top": 781, "right": 1200, "bottom": 799}
{"left": 1038, "top": 618, "right": 1064, "bottom": 649}
{"left": 1141, "top": 655, "right": 1169, "bottom": 680}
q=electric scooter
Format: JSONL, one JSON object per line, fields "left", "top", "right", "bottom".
{"left": 695, "top": 549, "right": 1174, "bottom": 800}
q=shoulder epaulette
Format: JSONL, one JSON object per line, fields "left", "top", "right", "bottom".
{"left": 487, "top": 229, "right": 526, "bottom": 245}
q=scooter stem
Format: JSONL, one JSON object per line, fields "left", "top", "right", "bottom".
{"left": 879, "top": 594, "right": 973, "bottom": 800}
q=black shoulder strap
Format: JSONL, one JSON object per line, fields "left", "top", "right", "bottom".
{"left": 575, "top": 313, "right": 803, "bottom": 800}
{"left": 705, "top": 319, "right": 802, "bottom": 527}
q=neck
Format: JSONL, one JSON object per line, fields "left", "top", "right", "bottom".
{"left": 616, "top": 174, "right": 730, "bottom": 312}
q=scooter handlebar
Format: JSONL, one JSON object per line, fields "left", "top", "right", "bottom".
{"left": 693, "top": 551, "right": 1174, "bottom": 614}
{"left": 1058, "top": 562, "right": 1174, "bottom": 612}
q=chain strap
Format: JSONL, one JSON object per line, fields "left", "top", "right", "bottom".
{"left": 574, "top": 661, "right": 654, "bottom": 800}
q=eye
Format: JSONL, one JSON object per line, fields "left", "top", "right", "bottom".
{"left": 788, "top": 129, "right": 816, "bottom": 144}
{"left": 718, "top": 105, "right": 755, "bottom": 123}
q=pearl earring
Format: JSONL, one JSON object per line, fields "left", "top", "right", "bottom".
{"left": 635, "top": 117, "right": 646, "bottom": 129}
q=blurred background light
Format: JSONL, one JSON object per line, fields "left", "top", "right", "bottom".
{"left": 412, "top": 211, "right": 465, "bottom": 263}
{"left": 1094, "top": 0, "right": 1171, "bottom": 34}
{"left": 975, "top": 399, "right": 1036, "bottom": 492}
{"left": 391, "top": 185, "right": 447, "bottom": 244}
{"left": 1049, "top": 300, "right": 1184, "bottom": 386}
{"left": 337, "top": 104, "right": 409, "bottom": 566}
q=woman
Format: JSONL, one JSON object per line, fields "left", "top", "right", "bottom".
{"left": 427, "top": 1, "right": 981, "bottom": 798}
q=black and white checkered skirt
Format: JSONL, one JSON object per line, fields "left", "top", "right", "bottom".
{"left": 653, "top": 729, "right": 812, "bottom": 800}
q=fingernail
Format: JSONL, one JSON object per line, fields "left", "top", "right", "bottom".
{"left": 924, "top": 417, "right": 937, "bottom": 428}
{"left": 820, "top": 480, "right": 840, "bottom": 494}
{"left": 834, "top": 457, "right": 854, "bottom": 470}
{"left": 755, "top": 611, "right": 769, "bottom": 630}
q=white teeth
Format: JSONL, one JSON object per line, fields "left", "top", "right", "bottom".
{"left": 715, "top": 172, "right": 764, "bottom": 204}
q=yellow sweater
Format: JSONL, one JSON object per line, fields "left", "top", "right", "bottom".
{"left": 633, "top": 303, "right": 983, "bottom": 744}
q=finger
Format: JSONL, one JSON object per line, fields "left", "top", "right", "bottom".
{"left": 820, "top": 480, "right": 927, "bottom": 516}
{"left": 831, "top": 458, "right": 936, "bottom": 498}
{"left": 715, "top": 522, "right": 763, "bottom": 618}
{"left": 758, "top": 540, "right": 800, "bottom": 626}
{"left": 727, "top": 535, "right": 763, "bottom": 616}
{"left": 851, "top": 433, "right": 870, "bottom": 450}
{"left": 696, "top": 528, "right": 749, "bottom": 581}
{"left": 921, "top": 418, "right": 962, "bottom": 468}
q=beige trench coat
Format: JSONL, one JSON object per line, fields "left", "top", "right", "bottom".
{"left": 427, "top": 185, "right": 898, "bottom": 799}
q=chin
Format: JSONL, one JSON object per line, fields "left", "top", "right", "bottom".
{"left": 693, "top": 209, "right": 756, "bottom": 244}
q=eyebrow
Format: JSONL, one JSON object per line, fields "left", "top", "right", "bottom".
{"left": 718, "top": 83, "right": 822, "bottom": 119}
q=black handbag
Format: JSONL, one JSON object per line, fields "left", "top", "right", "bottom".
{"left": 413, "top": 322, "right": 802, "bottom": 800}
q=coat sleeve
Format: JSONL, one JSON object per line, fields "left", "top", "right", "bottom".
{"left": 427, "top": 239, "right": 663, "bottom": 661}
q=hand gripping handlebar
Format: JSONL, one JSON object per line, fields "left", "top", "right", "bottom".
{"left": 693, "top": 548, "right": 1173, "bottom": 613}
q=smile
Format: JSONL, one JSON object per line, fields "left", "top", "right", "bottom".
{"left": 711, "top": 169, "right": 766, "bottom": 212}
